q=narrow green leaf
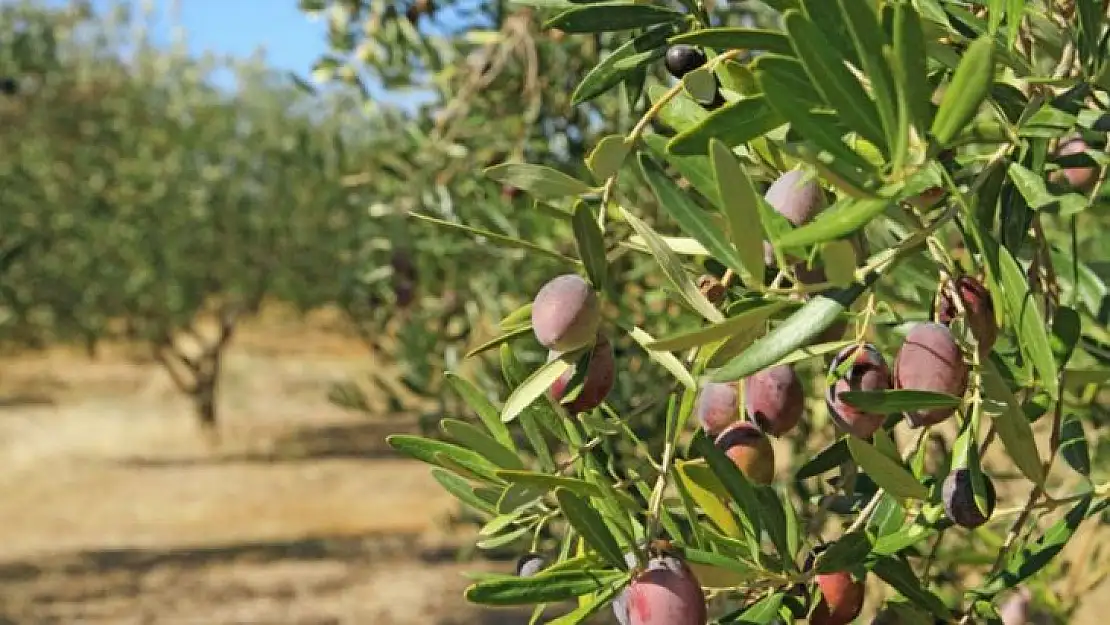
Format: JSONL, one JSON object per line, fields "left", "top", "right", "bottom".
{"left": 588, "top": 135, "right": 631, "bottom": 181}
{"left": 667, "top": 96, "right": 785, "bottom": 156}
{"left": 980, "top": 359, "right": 1045, "bottom": 485}
{"left": 796, "top": 438, "right": 849, "bottom": 480}
{"left": 388, "top": 434, "right": 502, "bottom": 475}
{"left": 555, "top": 488, "right": 628, "bottom": 570}
{"left": 1007, "top": 162, "right": 1056, "bottom": 209}
{"left": 873, "top": 522, "right": 935, "bottom": 555}
{"left": 837, "top": 0, "right": 899, "bottom": 154}
{"left": 411, "top": 213, "right": 579, "bottom": 266}
{"left": 477, "top": 523, "right": 533, "bottom": 549}
{"left": 977, "top": 495, "right": 1092, "bottom": 597}
{"left": 618, "top": 205, "right": 724, "bottom": 323}
{"left": 431, "top": 468, "right": 498, "bottom": 516}
{"left": 573, "top": 25, "right": 675, "bottom": 105}
{"left": 773, "top": 196, "right": 891, "bottom": 248}
{"left": 626, "top": 325, "right": 698, "bottom": 390}
{"left": 445, "top": 373, "right": 515, "bottom": 450}
{"left": 543, "top": 2, "right": 683, "bottom": 33}
{"left": 734, "top": 591, "right": 784, "bottom": 624}
{"left": 484, "top": 163, "right": 594, "bottom": 199}
{"left": 754, "top": 487, "right": 794, "bottom": 566}
{"left": 930, "top": 34, "right": 996, "bottom": 146}
{"left": 502, "top": 356, "right": 573, "bottom": 423}
{"left": 847, "top": 436, "right": 929, "bottom": 500}
{"left": 839, "top": 389, "right": 962, "bottom": 414}
{"left": 496, "top": 470, "right": 603, "bottom": 498}
{"left": 750, "top": 53, "right": 825, "bottom": 106}
{"left": 757, "top": 68, "right": 875, "bottom": 172}
{"left": 676, "top": 460, "right": 743, "bottom": 539}
{"left": 650, "top": 300, "right": 788, "bottom": 352}
{"left": 872, "top": 556, "right": 952, "bottom": 618}
{"left": 465, "top": 324, "right": 535, "bottom": 359}
{"left": 649, "top": 84, "right": 710, "bottom": 132}
{"left": 1059, "top": 414, "right": 1091, "bottom": 476}
{"left": 815, "top": 531, "right": 874, "bottom": 573}
{"left": 690, "top": 435, "right": 765, "bottom": 550}
{"left": 642, "top": 133, "right": 719, "bottom": 207}
{"left": 996, "top": 242, "right": 1059, "bottom": 398}
{"left": 545, "top": 575, "right": 629, "bottom": 625}
{"left": 710, "top": 139, "right": 768, "bottom": 286}
{"left": 464, "top": 569, "right": 627, "bottom": 606}
{"left": 501, "top": 346, "right": 557, "bottom": 472}
{"left": 442, "top": 419, "right": 526, "bottom": 470}
{"left": 639, "top": 153, "right": 749, "bottom": 278}
{"left": 497, "top": 482, "right": 546, "bottom": 514}
{"left": 683, "top": 67, "right": 718, "bottom": 104}
{"left": 683, "top": 548, "right": 761, "bottom": 587}
{"left": 572, "top": 201, "right": 610, "bottom": 291}
{"left": 784, "top": 10, "right": 888, "bottom": 155}
{"left": 710, "top": 284, "right": 866, "bottom": 382}
{"left": 669, "top": 28, "right": 795, "bottom": 56}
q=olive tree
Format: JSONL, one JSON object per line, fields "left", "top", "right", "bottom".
{"left": 376, "top": 1, "right": 1110, "bottom": 623}
{"left": 0, "top": 1, "right": 371, "bottom": 439}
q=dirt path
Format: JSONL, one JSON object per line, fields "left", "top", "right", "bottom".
{"left": 0, "top": 322, "right": 531, "bottom": 625}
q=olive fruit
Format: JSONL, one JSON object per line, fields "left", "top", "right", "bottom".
{"left": 1049, "top": 137, "right": 1099, "bottom": 192}
{"left": 613, "top": 555, "right": 707, "bottom": 625}
{"left": 549, "top": 334, "right": 615, "bottom": 414}
{"left": 745, "top": 364, "right": 804, "bottom": 437}
{"left": 942, "top": 468, "right": 997, "bottom": 529}
{"left": 893, "top": 323, "right": 968, "bottom": 427}
{"left": 811, "top": 571, "right": 866, "bottom": 625}
{"left": 694, "top": 380, "right": 740, "bottom": 436}
{"left": 825, "top": 344, "right": 892, "bottom": 439}
{"left": 937, "top": 276, "right": 997, "bottom": 358}
{"left": 531, "top": 274, "right": 601, "bottom": 352}
{"left": 997, "top": 588, "right": 1032, "bottom": 625}
{"left": 765, "top": 168, "right": 827, "bottom": 227}
{"left": 664, "top": 45, "right": 707, "bottom": 79}
{"left": 715, "top": 421, "right": 775, "bottom": 485}
{"left": 515, "top": 553, "right": 548, "bottom": 578}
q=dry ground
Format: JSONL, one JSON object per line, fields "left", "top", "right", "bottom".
{"left": 0, "top": 311, "right": 1105, "bottom": 624}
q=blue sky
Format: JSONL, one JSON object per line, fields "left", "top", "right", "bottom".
{"left": 42, "top": 0, "right": 431, "bottom": 107}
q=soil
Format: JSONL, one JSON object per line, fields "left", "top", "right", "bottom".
{"left": 0, "top": 310, "right": 1105, "bottom": 624}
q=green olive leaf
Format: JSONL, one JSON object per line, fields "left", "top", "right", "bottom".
{"left": 543, "top": 2, "right": 684, "bottom": 33}
{"left": 464, "top": 569, "right": 628, "bottom": 606}
{"left": 441, "top": 418, "right": 526, "bottom": 470}
{"left": 555, "top": 488, "right": 628, "bottom": 570}
{"left": 445, "top": 372, "right": 516, "bottom": 450}
{"left": 502, "top": 355, "right": 574, "bottom": 423}
{"left": 668, "top": 28, "right": 795, "bottom": 56}
{"left": 847, "top": 436, "right": 929, "bottom": 500}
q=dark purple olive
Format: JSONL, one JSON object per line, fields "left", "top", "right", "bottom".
{"left": 893, "top": 323, "right": 968, "bottom": 427}
{"left": 825, "top": 344, "right": 892, "bottom": 439}
{"left": 664, "top": 45, "right": 707, "bottom": 79}
{"left": 942, "top": 468, "right": 996, "bottom": 529}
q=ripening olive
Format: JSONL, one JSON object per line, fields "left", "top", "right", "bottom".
{"left": 531, "top": 274, "right": 601, "bottom": 352}
{"left": 826, "top": 344, "right": 892, "bottom": 439}
{"left": 694, "top": 380, "right": 740, "bottom": 436}
{"left": 811, "top": 571, "right": 866, "bottom": 625}
{"left": 549, "top": 334, "right": 615, "bottom": 414}
{"left": 515, "top": 553, "right": 548, "bottom": 578}
{"left": 715, "top": 421, "right": 775, "bottom": 485}
{"left": 1049, "top": 137, "right": 1099, "bottom": 192}
{"left": 893, "top": 323, "right": 968, "bottom": 427}
{"left": 937, "top": 275, "right": 997, "bottom": 358}
{"left": 745, "top": 364, "right": 804, "bottom": 437}
{"left": 613, "top": 555, "right": 707, "bottom": 625}
{"left": 942, "top": 468, "right": 997, "bottom": 529}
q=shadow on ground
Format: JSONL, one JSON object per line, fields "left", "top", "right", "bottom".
{"left": 115, "top": 420, "right": 424, "bottom": 467}
{"left": 0, "top": 532, "right": 542, "bottom": 625}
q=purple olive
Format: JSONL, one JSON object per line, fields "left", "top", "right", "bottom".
{"left": 942, "top": 468, "right": 996, "bottom": 529}
{"left": 531, "top": 274, "right": 601, "bottom": 352}
{"left": 893, "top": 323, "right": 968, "bottom": 427}
{"left": 664, "top": 45, "right": 707, "bottom": 79}
{"left": 1049, "top": 138, "right": 1099, "bottom": 192}
{"left": 937, "top": 276, "right": 997, "bottom": 358}
{"left": 694, "top": 381, "right": 740, "bottom": 436}
{"left": 549, "top": 334, "right": 615, "bottom": 414}
{"left": 825, "top": 344, "right": 892, "bottom": 439}
{"left": 515, "top": 553, "right": 548, "bottom": 577}
{"left": 745, "top": 364, "right": 804, "bottom": 437}
{"left": 614, "top": 555, "right": 707, "bottom": 625}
